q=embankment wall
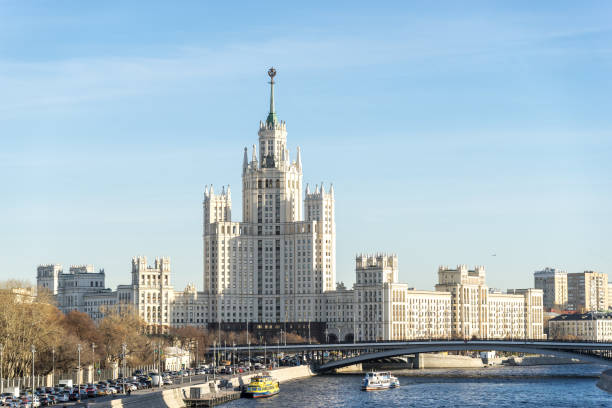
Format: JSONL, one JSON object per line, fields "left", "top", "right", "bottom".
{"left": 415, "top": 353, "right": 483, "bottom": 369}
{"left": 94, "top": 365, "right": 314, "bottom": 408}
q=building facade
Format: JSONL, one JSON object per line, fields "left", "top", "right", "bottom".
{"left": 37, "top": 264, "right": 112, "bottom": 318}
{"left": 549, "top": 312, "right": 612, "bottom": 341}
{"left": 567, "top": 271, "right": 608, "bottom": 312}
{"left": 534, "top": 267, "right": 568, "bottom": 310}
{"left": 321, "top": 257, "right": 543, "bottom": 342}
{"left": 202, "top": 68, "right": 335, "bottom": 329}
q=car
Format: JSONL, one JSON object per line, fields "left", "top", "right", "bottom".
{"left": 163, "top": 378, "right": 173, "bottom": 385}
{"left": 55, "top": 393, "right": 69, "bottom": 403}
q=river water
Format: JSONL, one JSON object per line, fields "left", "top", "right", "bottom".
{"left": 227, "top": 364, "right": 612, "bottom": 407}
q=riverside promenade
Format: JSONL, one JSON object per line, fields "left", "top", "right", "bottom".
{"left": 78, "top": 366, "right": 314, "bottom": 408}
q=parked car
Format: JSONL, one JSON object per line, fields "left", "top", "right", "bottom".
{"left": 55, "top": 392, "right": 69, "bottom": 403}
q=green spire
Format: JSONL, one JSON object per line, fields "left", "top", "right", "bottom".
{"left": 266, "top": 67, "right": 278, "bottom": 125}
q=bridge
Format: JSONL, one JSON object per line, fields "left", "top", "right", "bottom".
{"left": 212, "top": 340, "right": 612, "bottom": 372}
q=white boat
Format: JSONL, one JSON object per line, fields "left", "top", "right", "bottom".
{"left": 361, "top": 371, "right": 400, "bottom": 391}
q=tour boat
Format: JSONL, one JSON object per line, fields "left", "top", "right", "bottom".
{"left": 243, "top": 374, "right": 280, "bottom": 398}
{"left": 361, "top": 371, "right": 400, "bottom": 391}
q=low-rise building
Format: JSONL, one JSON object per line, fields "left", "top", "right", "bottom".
{"left": 548, "top": 312, "right": 612, "bottom": 341}
{"left": 163, "top": 346, "right": 191, "bottom": 371}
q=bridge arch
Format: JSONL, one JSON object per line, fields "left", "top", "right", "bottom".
{"left": 316, "top": 344, "right": 612, "bottom": 372}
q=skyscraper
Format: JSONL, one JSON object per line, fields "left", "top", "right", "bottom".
{"left": 202, "top": 68, "right": 336, "bottom": 326}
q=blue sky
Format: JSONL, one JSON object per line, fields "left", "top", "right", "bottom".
{"left": 1, "top": 1, "right": 611, "bottom": 291}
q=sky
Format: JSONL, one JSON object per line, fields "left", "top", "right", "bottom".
{"left": 1, "top": 1, "right": 611, "bottom": 291}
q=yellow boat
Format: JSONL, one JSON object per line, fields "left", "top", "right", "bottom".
{"left": 243, "top": 374, "right": 280, "bottom": 398}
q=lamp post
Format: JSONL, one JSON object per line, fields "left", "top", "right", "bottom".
{"left": 158, "top": 341, "right": 162, "bottom": 390}
{"left": 31, "top": 345, "right": 36, "bottom": 395}
{"left": 121, "top": 343, "right": 127, "bottom": 395}
{"left": 212, "top": 340, "right": 216, "bottom": 382}
{"left": 77, "top": 344, "right": 82, "bottom": 403}
{"left": 1, "top": 343, "right": 4, "bottom": 395}
{"left": 195, "top": 340, "right": 199, "bottom": 369}
{"left": 91, "top": 343, "right": 96, "bottom": 383}
{"left": 52, "top": 347, "right": 55, "bottom": 387}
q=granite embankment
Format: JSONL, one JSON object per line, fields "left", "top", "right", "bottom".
{"left": 506, "top": 356, "right": 582, "bottom": 366}
{"left": 87, "top": 365, "right": 314, "bottom": 408}
{"left": 359, "top": 353, "right": 483, "bottom": 370}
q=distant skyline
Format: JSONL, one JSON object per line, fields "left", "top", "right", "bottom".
{"left": 2, "top": 1, "right": 611, "bottom": 291}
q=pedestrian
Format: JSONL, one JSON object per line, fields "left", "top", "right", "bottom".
{"left": 127, "top": 388, "right": 132, "bottom": 397}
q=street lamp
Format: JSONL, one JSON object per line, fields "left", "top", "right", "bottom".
{"left": 1, "top": 343, "right": 4, "bottom": 395}
{"left": 77, "top": 344, "right": 82, "bottom": 402}
{"left": 51, "top": 348, "right": 55, "bottom": 387}
{"left": 92, "top": 343, "right": 96, "bottom": 383}
{"left": 212, "top": 340, "right": 216, "bottom": 382}
{"left": 121, "top": 343, "right": 127, "bottom": 395}
{"left": 31, "top": 345, "right": 36, "bottom": 395}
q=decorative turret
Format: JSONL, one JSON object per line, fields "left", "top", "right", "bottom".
{"left": 243, "top": 147, "right": 248, "bottom": 174}
{"left": 296, "top": 146, "right": 302, "bottom": 170}
{"left": 252, "top": 144, "right": 258, "bottom": 168}
{"left": 203, "top": 184, "right": 232, "bottom": 232}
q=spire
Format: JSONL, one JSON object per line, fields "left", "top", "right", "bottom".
{"left": 266, "top": 67, "right": 278, "bottom": 125}
{"left": 306, "top": 183, "right": 310, "bottom": 194}
{"left": 243, "top": 147, "right": 248, "bottom": 173}
{"left": 296, "top": 146, "right": 302, "bottom": 170}
{"left": 252, "top": 144, "right": 257, "bottom": 164}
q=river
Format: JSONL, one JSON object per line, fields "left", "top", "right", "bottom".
{"left": 226, "top": 364, "right": 611, "bottom": 407}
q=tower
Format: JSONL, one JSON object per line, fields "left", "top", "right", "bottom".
{"left": 203, "top": 68, "right": 336, "bottom": 329}
{"left": 36, "top": 264, "right": 62, "bottom": 295}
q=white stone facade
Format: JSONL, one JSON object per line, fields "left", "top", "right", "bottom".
{"left": 201, "top": 70, "right": 335, "bottom": 326}
{"left": 37, "top": 264, "right": 111, "bottom": 319}
{"left": 36, "top": 70, "right": 545, "bottom": 341}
